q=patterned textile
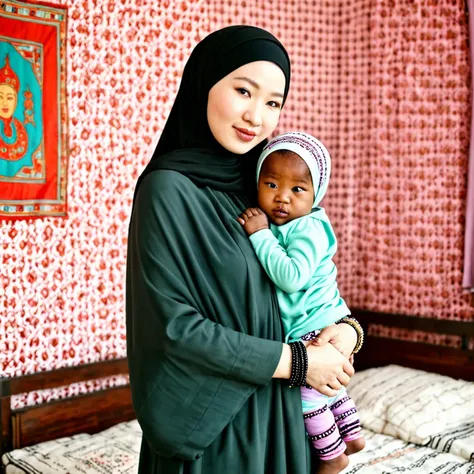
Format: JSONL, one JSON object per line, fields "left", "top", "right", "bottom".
{"left": 347, "top": 365, "right": 474, "bottom": 446}
{"left": 3, "top": 422, "right": 473, "bottom": 474}
{"left": 342, "top": 429, "right": 474, "bottom": 474}
{"left": 304, "top": 403, "right": 348, "bottom": 460}
{"left": 303, "top": 392, "right": 363, "bottom": 460}
{"left": 3, "top": 372, "right": 474, "bottom": 474}
{"left": 336, "top": 0, "right": 473, "bottom": 321}
{"left": 0, "top": 0, "right": 68, "bottom": 219}
{"left": 0, "top": 0, "right": 472, "bottom": 411}
{"left": 2, "top": 420, "right": 141, "bottom": 474}
{"left": 257, "top": 131, "right": 332, "bottom": 207}
{"left": 427, "top": 422, "right": 474, "bottom": 463}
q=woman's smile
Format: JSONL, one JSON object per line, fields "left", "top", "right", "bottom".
{"left": 234, "top": 126, "right": 257, "bottom": 142}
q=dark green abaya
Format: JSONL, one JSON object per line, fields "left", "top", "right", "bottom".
{"left": 126, "top": 25, "right": 316, "bottom": 473}
{"left": 127, "top": 171, "right": 316, "bottom": 473}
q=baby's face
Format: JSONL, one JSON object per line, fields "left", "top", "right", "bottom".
{"left": 257, "top": 151, "right": 314, "bottom": 225}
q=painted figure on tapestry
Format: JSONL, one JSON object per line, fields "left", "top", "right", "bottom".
{"left": 0, "top": 1, "right": 67, "bottom": 219}
{"left": 0, "top": 44, "right": 43, "bottom": 179}
{"left": 0, "top": 55, "right": 29, "bottom": 161}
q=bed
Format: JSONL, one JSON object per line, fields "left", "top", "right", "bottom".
{"left": 1, "top": 309, "right": 473, "bottom": 474}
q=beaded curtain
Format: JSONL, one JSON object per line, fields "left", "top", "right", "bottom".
{"left": 1, "top": 0, "right": 473, "bottom": 407}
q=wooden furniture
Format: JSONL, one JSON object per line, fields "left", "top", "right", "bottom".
{"left": 353, "top": 309, "right": 474, "bottom": 381}
{"left": 0, "top": 310, "right": 473, "bottom": 469}
{"left": 0, "top": 358, "right": 134, "bottom": 464}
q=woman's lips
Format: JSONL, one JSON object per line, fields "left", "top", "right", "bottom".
{"left": 234, "top": 127, "right": 256, "bottom": 142}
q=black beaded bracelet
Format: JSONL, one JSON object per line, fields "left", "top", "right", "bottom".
{"left": 289, "top": 341, "right": 308, "bottom": 387}
{"left": 289, "top": 342, "right": 299, "bottom": 386}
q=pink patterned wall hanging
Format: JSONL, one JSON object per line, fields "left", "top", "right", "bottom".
{"left": 1, "top": 0, "right": 473, "bottom": 408}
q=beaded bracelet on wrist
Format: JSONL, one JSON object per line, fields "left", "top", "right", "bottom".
{"left": 289, "top": 341, "right": 308, "bottom": 387}
{"left": 336, "top": 316, "right": 364, "bottom": 354}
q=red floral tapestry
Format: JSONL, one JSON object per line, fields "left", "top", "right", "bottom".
{"left": 0, "top": 0, "right": 68, "bottom": 219}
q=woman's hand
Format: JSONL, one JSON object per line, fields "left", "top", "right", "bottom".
{"left": 312, "top": 323, "right": 357, "bottom": 358}
{"left": 304, "top": 342, "right": 354, "bottom": 397}
{"left": 237, "top": 208, "right": 269, "bottom": 235}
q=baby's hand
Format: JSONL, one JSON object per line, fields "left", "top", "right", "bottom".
{"left": 237, "top": 208, "right": 269, "bottom": 235}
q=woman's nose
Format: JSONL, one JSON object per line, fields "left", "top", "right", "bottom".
{"left": 243, "top": 104, "right": 263, "bottom": 127}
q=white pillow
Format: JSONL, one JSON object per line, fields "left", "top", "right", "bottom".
{"left": 347, "top": 365, "right": 474, "bottom": 445}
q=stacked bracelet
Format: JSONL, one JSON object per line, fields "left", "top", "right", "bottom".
{"left": 289, "top": 341, "right": 308, "bottom": 387}
{"left": 336, "top": 316, "right": 364, "bottom": 354}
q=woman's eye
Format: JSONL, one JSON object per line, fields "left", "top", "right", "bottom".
{"left": 267, "top": 101, "right": 281, "bottom": 109}
{"left": 237, "top": 88, "right": 250, "bottom": 97}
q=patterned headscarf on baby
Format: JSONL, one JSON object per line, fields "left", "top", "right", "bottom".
{"left": 256, "top": 131, "right": 332, "bottom": 208}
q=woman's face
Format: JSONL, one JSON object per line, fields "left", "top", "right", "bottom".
{"left": 207, "top": 61, "right": 286, "bottom": 154}
{"left": 0, "top": 84, "right": 17, "bottom": 119}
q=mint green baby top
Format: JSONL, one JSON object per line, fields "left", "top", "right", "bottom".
{"left": 249, "top": 208, "right": 350, "bottom": 343}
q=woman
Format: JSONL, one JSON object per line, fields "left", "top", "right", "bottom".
{"left": 126, "top": 25, "right": 358, "bottom": 473}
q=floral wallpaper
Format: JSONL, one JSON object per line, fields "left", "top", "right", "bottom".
{"left": 1, "top": 0, "right": 472, "bottom": 407}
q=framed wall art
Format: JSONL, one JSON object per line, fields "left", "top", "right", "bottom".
{"left": 0, "top": 0, "right": 68, "bottom": 219}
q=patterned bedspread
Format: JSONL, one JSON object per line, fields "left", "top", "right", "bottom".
{"left": 426, "top": 422, "right": 474, "bottom": 464}
{"left": 2, "top": 423, "right": 474, "bottom": 474}
{"left": 3, "top": 364, "right": 474, "bottom": 473}
{"left": 343, "top": 429, "right": 474, "bottom": 474}
{"left": 2, "top": 420, "right": 141, "bottom": 474}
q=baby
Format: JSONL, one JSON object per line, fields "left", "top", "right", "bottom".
{"left": 238, "top": 131, "right": 365, "bottom": 474}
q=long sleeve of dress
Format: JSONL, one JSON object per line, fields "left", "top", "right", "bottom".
{"left": 126, "top": 171, "right": 284, "bottom": 462}
{"left": 248, "top": 219, "right": 328, "bottom": 294}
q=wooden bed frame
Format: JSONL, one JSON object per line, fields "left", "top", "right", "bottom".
{"left": 0, "top": 309, "right": 473, "bottom": 468}
{"left": 0, "top": 358, "right": 134, "bottom": 464}
{"left": 354, "top": 309, "right": 474, "bottom": 381}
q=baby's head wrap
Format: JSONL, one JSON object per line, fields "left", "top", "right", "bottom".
{"left": 256, "top": 131, "right": 331, "bottom": 207}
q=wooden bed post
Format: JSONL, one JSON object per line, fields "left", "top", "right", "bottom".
{"left": 0, "top": 377, "right": 12, "bottom": 464}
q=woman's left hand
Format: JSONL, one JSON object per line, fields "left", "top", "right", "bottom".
{"left": 312, "top": 323, "right": 357, "bottom": 359}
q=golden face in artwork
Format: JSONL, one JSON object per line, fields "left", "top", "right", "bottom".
{"left": 0, "top": 84, "right": 17, "bottom": 120}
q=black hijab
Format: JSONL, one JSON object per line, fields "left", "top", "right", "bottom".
{"left": 134, "top": 25, "right": 291, "bottom": 197}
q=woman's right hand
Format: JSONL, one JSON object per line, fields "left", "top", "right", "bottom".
{"left": 304, "top": 342, "right": 354, "bottom": 397}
